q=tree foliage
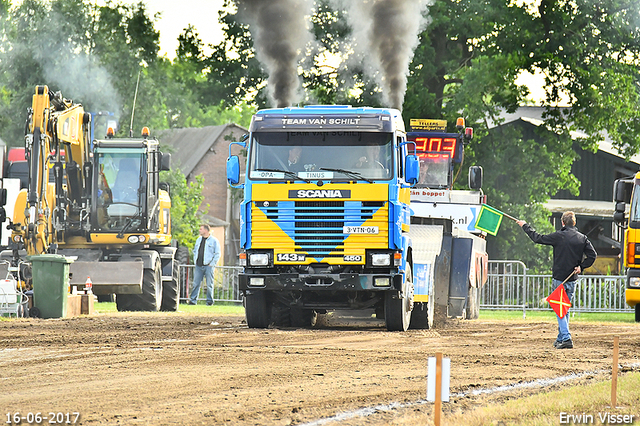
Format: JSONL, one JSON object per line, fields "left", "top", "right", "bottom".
{"left": 160, "top": 169, "right": 205, "bottom": 251}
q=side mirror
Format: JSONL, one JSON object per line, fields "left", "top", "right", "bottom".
{"left": 614, "top": 201, "right": 626, "bottom": 224}
{"left": 614, "top": 179, "right": 632, "bottom": 203}
{"left": 160, "top": 152, "right": 171, "bottom": 171}
{"left": 159, "top": 182, "right": 170, "bottom": 194}
{"left": 405, "top": 154, "right": 419, "bottom": 185}
{"left": 469, "top": 166, "right": 483, "bottom": 190}
{"left": 227, "top": 156, "right": 241, "bottom": 186}
{"left": 0, "top": 188, "right": 6, "bottom": 206}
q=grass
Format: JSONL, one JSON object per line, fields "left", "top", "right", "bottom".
{"left": 479, "top": 309, "right": 638, "bottom": 324}
{"left": 441, "top": 372, "right": 640, "bottom": 426}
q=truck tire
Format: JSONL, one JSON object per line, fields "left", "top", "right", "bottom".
{"left": 271, "top": 303, "right": 291, "bottom": 327}
{"left": 290, "top": 307, "right": 316, "bottom": 328}
{"left": 465, "top": 286, "right": 480, "bottom": 320}
{"left": 636, "top": 304, "right": 640, "bottom": 323}
{"left": 160, "top": 259, "right": 180, "bottom": 312}
{"left": 245, "top": 291, "right": 270, "bottom": 328}
{"left": 385, "top": 266, "right": 414, "bottom": 331}
{"left": 116, "top": 259, "right": 162, "bottom": 311}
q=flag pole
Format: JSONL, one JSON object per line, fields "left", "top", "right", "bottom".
{"left": 481, "top": 204, "right": 518, "bottom": 221}
{"left": 501, "top": 211, "right": 518, "bottom": 222}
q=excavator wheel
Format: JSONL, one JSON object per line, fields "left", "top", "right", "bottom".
{"left": 160, "top": 258, "right": 180, "bottom": 311}
{"left": 116, "top": 259, "right": 162, "bottom": 311}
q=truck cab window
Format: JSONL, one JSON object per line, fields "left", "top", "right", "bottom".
{"left": 248, "top": 131, "right": 394, "bottom": 180}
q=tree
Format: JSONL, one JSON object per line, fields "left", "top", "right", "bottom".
{"left": 0, "top": 0, "right": 164, "bottom": 143}
{"left": 160, "top": 168, "right": 206, "bottom": 250}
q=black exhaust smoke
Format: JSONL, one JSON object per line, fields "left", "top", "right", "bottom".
{"left": 332, "top": 0, "right": 431, "bottom": 110}
{"left": 237, "top": 0, "right": 314, "bottom": 108}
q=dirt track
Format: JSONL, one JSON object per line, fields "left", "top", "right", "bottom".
{"left": 1, "top": 310, "right": 639, "bottom": 425}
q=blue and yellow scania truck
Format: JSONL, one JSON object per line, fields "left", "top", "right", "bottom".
{"left": 227, "top": 106, "right": 420, "bottom": 330}
{"left": 227, "top": 106, "right": 489, "bottom": 331}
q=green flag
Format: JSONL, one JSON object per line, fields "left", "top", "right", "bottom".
{"left": 475, "top": 204, "right": 504, "bottom": 236}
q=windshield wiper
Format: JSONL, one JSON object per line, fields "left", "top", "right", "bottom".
{"left": 116, "top": 209, "right": 142, "bottom": 239}
{"left": 255, "top": 168, "right": 311, "bottom": 183}
{"left": 319, "top": 167, "right": 373, "bottom": 183}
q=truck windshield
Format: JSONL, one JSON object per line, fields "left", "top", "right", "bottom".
{"left": 95, "top": 151, "right": 143, "bottom": 231}
{"left": 631, "top": 185, "right": 640, "bottom": 223}
{"left": 248, "top": 131, "right": 394, "bottom": 180}
{"left": 416, "top": 153, "right": 451, "bottom": 188}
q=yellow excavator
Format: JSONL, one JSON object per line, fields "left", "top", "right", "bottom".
{"left": 3, "top": 85, "right": 178, "bottom": 311}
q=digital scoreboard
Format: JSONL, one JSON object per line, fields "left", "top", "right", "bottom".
{"left": 407, "top": 133, "right": 462, "bottom": 163}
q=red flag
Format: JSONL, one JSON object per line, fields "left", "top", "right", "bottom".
{"left": 547, "top": 284, "right": 572, "bottom": 318}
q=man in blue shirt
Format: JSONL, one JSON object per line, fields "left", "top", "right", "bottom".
{"left": 188, "top": 224, "right": 221, "bottom": 305}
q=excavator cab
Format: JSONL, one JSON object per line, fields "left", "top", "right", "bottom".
{"left": 94, "top": 152, "right": 143, "bottom": 231}
{"left": 90, "top": 134, "right": 170, "bottom": 239}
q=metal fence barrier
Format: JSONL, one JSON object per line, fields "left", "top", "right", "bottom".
{"left": 482, "top": 260, "right": 632, "bottom": 314}
{"left": 177, "top": 260, "right": 633, "bottom": 312}
{"left": 178, "top": 265, "right": 243, "bottom": 304}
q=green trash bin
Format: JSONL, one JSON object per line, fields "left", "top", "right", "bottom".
{"left": 28, "top": 254, "right": 74, "bottom": 319}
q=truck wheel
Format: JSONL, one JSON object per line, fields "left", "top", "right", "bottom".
{"left": 161, "top": 258, "right": 180, "bottom": 312}
{"left": 635, "top": 304, "right": 640, "bottom": 323}
{"left": 245, "top": 291, "right": 270, "bottom": 328}
{"left": 271, "top": 303, "right": 291, "bottom": 327}
{"left": 385, "top": 266, "right": 414, "bottom": 331}
{"left": 116, "top": 259, "right": 162, "bottom": 311}
{"left": 290, "top": 307, "right": 316, "bottom": 328}
{"left": 465, "top": 286, "right": 480, "bottom": 320}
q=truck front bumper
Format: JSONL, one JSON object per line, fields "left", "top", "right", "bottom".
{"left": 626, "top": 288, "right": 640, "bottom": 307}
{"left": 240, "top": 272, "right": 403, "bottom": 292}
{"left": 626, "top": 269, "right": 640, "bottom": 307}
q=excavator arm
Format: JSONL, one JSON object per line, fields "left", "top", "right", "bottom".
{"left": 13, "top": 85, "right": 91, "bottom": 255}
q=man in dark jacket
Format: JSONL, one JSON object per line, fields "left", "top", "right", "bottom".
{"left": 516, "top": 211, "right": 597, "bottom": 349}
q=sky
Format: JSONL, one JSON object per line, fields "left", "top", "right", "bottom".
{"left": 121, "top": 0, "right": 228, "bottom": 58}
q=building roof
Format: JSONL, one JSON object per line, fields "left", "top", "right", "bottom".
{"left": 488, "top": 106, "right": 640, "bottom": 166}
{"left": 199, "top": 213, "right": 229, "bottom": 228}
{"left": 157, "top": 124, "right": 248, "bottom": 177}
{"left": 542, "top": 199, "right": 615, "bottom": 219}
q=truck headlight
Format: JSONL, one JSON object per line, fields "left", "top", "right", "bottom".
{"left": 249, "top": 253, "right": 269, "bottom": 266}
{"left": 373, "top": 277, "right": 391, "bottom": 287}
{"left": 249, "top": 277, "right": 265, "bottom": 287}
{"left": 371, "top": 253, "right": 391, "bottom": 266}
{"left": 629, "top": 277, "right": 640, "bottom": 288}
